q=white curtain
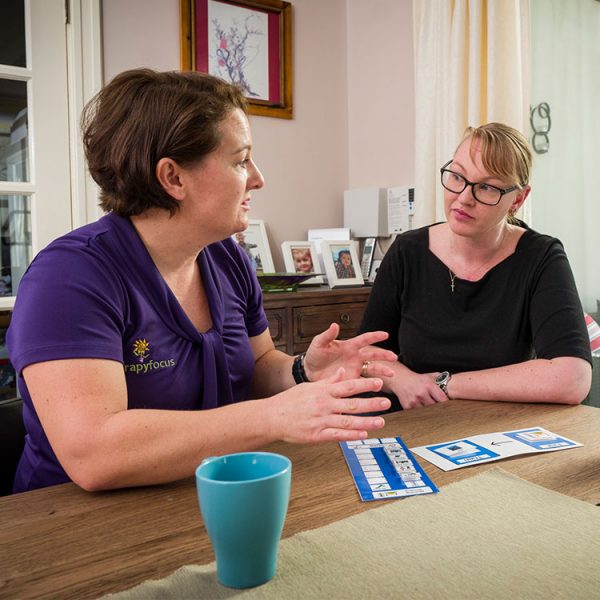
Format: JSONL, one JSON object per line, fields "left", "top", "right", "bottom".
{"left": 412, "top": 0, "right": 530, "bottom": 227}
{"left": 529, "top": 0, "right": 600, "bottom": 313}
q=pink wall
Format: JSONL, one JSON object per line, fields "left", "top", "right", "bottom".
{"left": 102, "top": 0, "right": 414, "bottom": 270}
{"left": 102, "top": 0, "right": 181, "bottom": 75}
{"left": 346, "top": 0, "right": 415, "bottom": 190}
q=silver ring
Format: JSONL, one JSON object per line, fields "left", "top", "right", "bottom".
{"left": 361, "top": 361, "right": 370, "bottom": 377}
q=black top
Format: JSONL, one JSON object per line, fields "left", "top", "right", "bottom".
{"left": 359, "top": 224, "right": 591, "bottom": 374}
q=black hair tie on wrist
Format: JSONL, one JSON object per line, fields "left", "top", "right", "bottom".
{"left": 292, "top": 352, "right": 310, "bottom": 384}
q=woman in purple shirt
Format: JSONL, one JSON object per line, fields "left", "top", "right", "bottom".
{"left": 7, "top": 69, "right": 396, "bottom": 493}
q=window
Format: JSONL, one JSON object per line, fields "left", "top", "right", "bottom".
{"left": 0, "top": 0, "right": 102, "bottom": 400}
{"left": 0, "top": 0, "right": 101, "bottom": 310}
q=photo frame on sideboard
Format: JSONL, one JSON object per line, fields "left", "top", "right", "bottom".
{"left": 180, "top": 0, "right": 293, "bottom": 119}
{"left": 281, "top": 241, "right": 323, "bottom": 285}
{"left": 233, "top": 220, "right": 275, "bottom": 273}
{"left": 308, "top": 227, "right": 351, "bottom": 278}
{"left": 320, "top": 240, "right": 363, "bottom": 288}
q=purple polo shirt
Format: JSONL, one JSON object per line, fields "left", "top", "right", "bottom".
{"left": 7, "top": 213, "right": 268, "bottom": 492}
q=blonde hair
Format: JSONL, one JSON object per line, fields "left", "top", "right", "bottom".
{"left": 460, "top": 122, "right": 532, "bottom": 189}
{"left": 292, "top": 248, "right": 311, "bottom": 259}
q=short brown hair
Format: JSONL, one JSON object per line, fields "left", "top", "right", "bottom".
{"left": 81, "top": 69, "right": 247, "bottom": 216}
{"left": 461, "top": 122, "right": 532, "bottom": 189}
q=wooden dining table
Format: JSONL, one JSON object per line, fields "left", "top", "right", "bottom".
{"left": 1, "top": 399, "right": 599, "bottom": 600}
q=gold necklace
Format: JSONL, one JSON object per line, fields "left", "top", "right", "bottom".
{"left": 449, "top": 268, "right": 456, "bottom": 293}
{"left": 448, "top": 255, "right": 498, "bottom": 292}
{"left": 448, "top": 229, "right": 508, "bottom": 293}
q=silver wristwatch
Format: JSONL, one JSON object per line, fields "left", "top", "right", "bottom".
{"left": 435, "top": 371, "right": 452, "bottom": 398}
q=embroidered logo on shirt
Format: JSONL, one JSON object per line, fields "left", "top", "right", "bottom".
{"left": 132, "top": 338, "right": 150, "bottom": 362}
{"left": 124, "top": 338, "right": 176, "bottom": 375}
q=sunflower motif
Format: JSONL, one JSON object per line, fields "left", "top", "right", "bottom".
{"left": 132, "top": 338, "right": 150, "bottom": 362}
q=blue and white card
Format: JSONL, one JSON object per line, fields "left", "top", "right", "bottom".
{"left": 340, "top": 437, "right": 438, "bottom": 502}
{"left": 411, "top": 426, "right": 583, "bottom": 471}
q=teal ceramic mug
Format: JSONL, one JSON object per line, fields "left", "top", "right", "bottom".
{"left": 195, "top": 452, "right": 292, "bottom": 589}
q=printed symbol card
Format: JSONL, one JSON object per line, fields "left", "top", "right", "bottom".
{"left": 411, "top": 427, "right": 582, "bottom": 471}
{"left": 340, "top": 437, "right": 438, "bottom": 502}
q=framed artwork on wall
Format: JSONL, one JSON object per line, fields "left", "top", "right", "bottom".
{"left": 180, "top": 0, "right": 293, "bottom": 119}
{"left": 233, "top": 220, "right": 275, "bottom": 273}
{"left": 281, "top": 241, "right": 323, "bottom": 285}
{"left": 320, "top": 240, "right": 363, "bottom": 288}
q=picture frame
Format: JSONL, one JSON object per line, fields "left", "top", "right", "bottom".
{"left": 320, "top": 240, "right": 364, "bottom": 288}
{"left": 307, "top": 227, "right": 350, "bottom": 277}
{"left": 281, "top": 241, "right": 323, "bottom": 285}
{"left": 233, "top": 219, "right": 275, "bottom": 273}
{"left": 180, "top": 0, "right": 293, "bottom": 119}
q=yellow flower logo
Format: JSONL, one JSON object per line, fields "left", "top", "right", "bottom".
{"left": 132, "top": 338, "right": 150, "bottom": 362}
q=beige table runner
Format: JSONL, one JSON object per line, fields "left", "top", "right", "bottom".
{"left": 106, "top": 468, "right": 600, "bottom": 599}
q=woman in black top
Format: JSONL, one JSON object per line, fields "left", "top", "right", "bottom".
{"left": 359, "top": 122, "right": 591, "bottom": 409}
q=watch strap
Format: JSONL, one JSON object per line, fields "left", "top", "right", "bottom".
{"left": 439, "top": 381, "right": 450, "bottom": 398}
{"left": 292, "top": 352, "right": 310, "bottom": 384}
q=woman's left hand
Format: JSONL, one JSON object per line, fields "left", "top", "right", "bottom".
{"left": 303, "top": 323, "right": 398, "bottom": 382}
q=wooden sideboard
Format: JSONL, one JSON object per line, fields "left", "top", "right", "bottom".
{"left": 262, "top": 286, "right": 372, "bottom": 354}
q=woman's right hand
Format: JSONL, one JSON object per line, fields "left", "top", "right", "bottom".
{"left": 266, "top": 368, "right": 391, "bottom": 443}
{"left": 387, "top": 367, "right": 448, "bottom": 409}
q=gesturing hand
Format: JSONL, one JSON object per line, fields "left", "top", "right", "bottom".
{"left": 268, "top": 368, "right": 392, "bottom": 443}
{"left": 303, "top": 323, "right": 398, "bottom": 382}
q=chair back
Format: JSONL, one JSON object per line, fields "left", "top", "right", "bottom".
{"left": 0, "top": 397, "right": 26, "bottom": 495}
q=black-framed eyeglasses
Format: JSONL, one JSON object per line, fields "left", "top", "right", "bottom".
{"left": 440, "top": 160, "right": 518, "bottom": 206}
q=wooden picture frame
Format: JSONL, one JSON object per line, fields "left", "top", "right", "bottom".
{"left": 180, "top": 0, "right": 293, "bottom": 119}
{"left": 281, "top": 241, "right": 323, "bottom": 285}
{"left": 233, "top": 220, "right": 275, "bottom": 273}
{"left": 320, "top": 240, "right": 363, "bottom": 288}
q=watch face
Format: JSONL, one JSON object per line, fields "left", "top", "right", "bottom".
{"left": 436, "top": 371, "right": 450, "bottom": 385}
